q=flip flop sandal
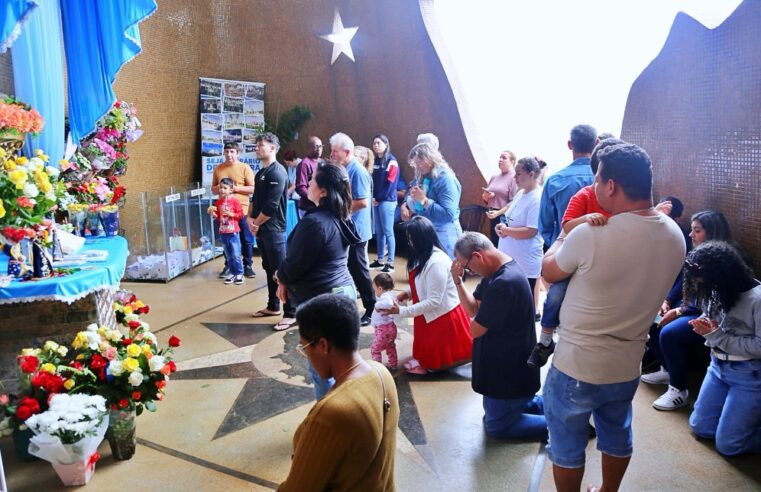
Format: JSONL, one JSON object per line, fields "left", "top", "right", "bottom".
{"left": 403, "top": 359, "right": 421, "bottom": 371}
{"left": 405, "top": 365, "right": 428, "bottom": 375}
{"left": 252, "top": 309, "right": 283, "bottom": 318}
{"left": 273, "top": 318, "right": 297, "bottom": 331}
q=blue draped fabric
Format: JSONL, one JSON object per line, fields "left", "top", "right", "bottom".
{"left": 0, "top": 0, "right": 38, "bottom": 53}
{"left": 11, "top": 0, "right": 65, "bottom": 161}
{"left": 60, "top": 0, "right": 156, "bottom": 142}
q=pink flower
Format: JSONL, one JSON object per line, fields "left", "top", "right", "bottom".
{"left": 104, "top": 347, "right": 117, "bottom": 360}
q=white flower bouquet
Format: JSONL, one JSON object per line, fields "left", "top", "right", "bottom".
{"left": 25, "top": 393, "right": 108, "bottom": 486}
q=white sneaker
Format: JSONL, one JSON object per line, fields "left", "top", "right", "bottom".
{"left": 653, "top": 386, "right": 689, "bottom": 411}
{"left": 641, "top": 367, "right": 670, "bottom": 385}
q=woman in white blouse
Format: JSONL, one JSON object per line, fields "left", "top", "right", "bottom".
{"left": 381, "top": 216, "right": 473, "bottom": 374}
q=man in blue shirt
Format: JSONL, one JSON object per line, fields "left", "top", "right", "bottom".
{"left": 330, "top": 132, "right": 376, "bottom": 326}
{"left": 538, "top": 124, "right": 598, "bottom": 245}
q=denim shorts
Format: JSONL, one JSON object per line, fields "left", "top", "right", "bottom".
{"left": 544, "top": 365, "right": 640, "bottom": 468}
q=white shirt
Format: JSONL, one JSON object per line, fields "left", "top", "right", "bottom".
{"left": 399, "top": 247, "right": 460, "bottom": 323}
{"left": 553, "top": 212, "right": 685, "bottom": 384}
{"left": 371, "top": 291, "right": 397, "bottom": 326}
{"left": 498, "top": 187, "right": 543, "bottom": 278}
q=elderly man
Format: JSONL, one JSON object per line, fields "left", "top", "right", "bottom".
{"left": 294, "top": 136, "right": 325, "bottom": 218}
{"left": 541, "top": 142, "right": 685, "bottom": 492}
{"left": 329, "top": 132, "right": 375, "bottom": 326}
{"left": 212, "top": 142, "right": 256, "bottom": 278}
{"left": 451, "top": 232, "right": 547, "bottom": 440}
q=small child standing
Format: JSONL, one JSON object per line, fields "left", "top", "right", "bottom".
{"left": 209, "top": 177, "right": 245, "bottom": 285}
{"left": 370, "top": 273, "right": 398, "bottom": 370}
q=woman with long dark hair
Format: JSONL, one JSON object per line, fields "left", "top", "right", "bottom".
{"left": 370, "top": 134, "right": 400, "bottom": 272}
{"left": 381, "top": 216, "right": 472, "bottom": 374}
{"left": 276, "top": 163, "right": 359, "bottom": 398}
{"left": 642, "top": 210, "right": 733, "bottom": 411}
{"left": 684, "top": 241, "right": 761, "bottom": 456}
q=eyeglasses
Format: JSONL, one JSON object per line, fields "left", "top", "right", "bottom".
{"left": 295, "top": 340, "right": 315, "bottom": 356}
{"left": 463, "top": 254, "right": 474, "bottom": 274}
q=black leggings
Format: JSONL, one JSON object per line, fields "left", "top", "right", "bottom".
{"left": 528, "top": 277, "right": 538, "bottom": 316}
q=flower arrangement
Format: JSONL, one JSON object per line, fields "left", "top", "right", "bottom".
{"left": 0, "top": 96, "right": 44, "bottom": 138}
{"left": 25, "top": 393, "right": 107, "bottom": 445}
{"left": 0, "top": 148, "right": 66, "bottom": 243}
{"left": 81, "top": 138, "right": 117, "bottom": 171}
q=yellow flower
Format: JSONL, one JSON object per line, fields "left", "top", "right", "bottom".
{"left": 76, "top": 354, "right": 85, "bottom": 360}
{"left": 63, "top": 379, "right": 75, "bottom": 390}
{"left": 142, "top": 344, "right": 153, "bottom": 356}
{"left": 43, "top": 340, "right": 59, "bottom": 352}
{"left": 123, "top": 357, "right": 139, "bottom": 372}
{"left": 0, "top": 199, "right": 5, "bottom": 219}
{"left": 99, "top": 341, "right": 111, "bottom": 353}
{"left": 40, "top": 363, "right": 57, "bottom": 374}
{"left": 34, "top": 149, "right": 49, "bottom": 162}
{"left": 20, "top": 348, "right": 36, "bottom": 356}
{"left": 0, "top": 147, "right": 6, "bottom": 158}
{"left": 9, "top": 169, "right": 28, "bottom": 189}
{"left": 126, "top": 344, "right": 142, "bottom": 357}
{"left": 35, "top": 170, "right": 52, "bottom": 193}
{"left": 72, "top": 332, "right": 88, "bottom": 350}
{"left": 16, "top": 156, "right": 27, "bottom": 165}
{"left": 123, "top": 306, "right": 133, "bottom": 315}
{"left": 3, "top": 159, "right": 14, "bottom": 171}
{"left": 135, "top": 300, "right": 145, "bottom": 308}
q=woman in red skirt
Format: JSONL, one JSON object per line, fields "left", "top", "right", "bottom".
{"left": 381, "top": 216, "right": 473, "bottom": 374}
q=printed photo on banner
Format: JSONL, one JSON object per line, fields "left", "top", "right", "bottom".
{"left": 244, "top": 144, "right": 256, "bottom": 154}
{"left": 223, "top": 128, "right": 243, "bottom": 144}
{"left": 201, "top": 113, "right": 223, "bottom": 132}
{"left": 223, "top": 97, "right": 244, "bottom": 113}
{"left": 244, "top": 98, "right": 264, "bottom": 116}
{"left": 224, "top": 113, "right": 244, "bottom": 129}
{"left": 242, "top": 129, "right": 258, "bottom": 143}
{"left": 200, "top": 79, "right": 222, "bottom": 98}
{"left": 224, "top": 82, "right": 245, "bottom": 98}
{"left": 201, "top": 97, "right": 221, "bottom": 113}
{"left": 202, "top": 129, "right": 223, "bottom": 144}
{"left": 202, "top": 141, "right": 223, "bottom": 157}
{"left": 244, "top": 115, "right": 265, "bottom": 132}
{"left": 245, "top": 83, "right": 265, "bottom": 100}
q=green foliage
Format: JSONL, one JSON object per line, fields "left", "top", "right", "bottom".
{"left": 265, "top": 105, "right": 314, "bottom": 150}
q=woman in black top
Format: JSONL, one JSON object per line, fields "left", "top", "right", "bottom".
{"left": 276, "top": 164, "right": 360, "bottom": 399}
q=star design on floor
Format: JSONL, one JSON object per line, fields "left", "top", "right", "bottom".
{"left": 320, "top": 9, "right": 359, "bottom": 64}
{"left": 171, "top": 321, "right": 472, "bottom": 472}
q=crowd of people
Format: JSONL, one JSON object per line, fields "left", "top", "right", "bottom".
{"left": 208, "top": 126, "right": 759, "bottom": 491}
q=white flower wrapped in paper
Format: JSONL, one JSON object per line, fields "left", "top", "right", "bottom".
{"left": 25, "top": 394, "right": 108, "bottom": 465}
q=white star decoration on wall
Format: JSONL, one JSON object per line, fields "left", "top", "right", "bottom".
{"left": 320, "top": 9, "right": 358, "bottom": 64}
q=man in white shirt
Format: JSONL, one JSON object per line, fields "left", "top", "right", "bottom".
{"left": 541, "top": 142, "right": 685, "bottom": 492}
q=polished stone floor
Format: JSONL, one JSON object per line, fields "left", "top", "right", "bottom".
{"left": 3, "top": 256, "right": 760, "bottom": 491}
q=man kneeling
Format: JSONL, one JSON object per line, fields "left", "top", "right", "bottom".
{"left": 452, "top": 232, "right": 547, "bottom": 440}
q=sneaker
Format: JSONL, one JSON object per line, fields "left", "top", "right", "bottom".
{"left": 223, "top": 275, "right": 235, "bottom": 285}
{"left": 652, "top": 386, "right": 689, "bottom": 411}
{"left": 641, "top": 367, "right": 670, "bottom": 385}
{"left": 243, "top": 266, "right": 256, "bottom": 278}
{"left": 381, "top": 263, "right": 395, "bottom": 273}
{"left": 234, "top": 275, "right": 244, "bottom": 285}
{"left": 527, "top": 340, "right": 555, "bottom": 368}
{"left": 369, "top": 260, "right": 385, "bottom": 269}
{"left": 360, "top": 313, "right": 372, "bottom": 327}
{"left": 534, "top": 312, "right": 542, "bottom": 322}
{"left": 218, "top": 266, "right": 230, "bottom": 278}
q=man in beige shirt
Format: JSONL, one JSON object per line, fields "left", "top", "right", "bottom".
{"left": 212, "top": 142, "right": 256, "bottom": 278}
{"left": 541, "top": 142, "right": 685, "bottom": 492}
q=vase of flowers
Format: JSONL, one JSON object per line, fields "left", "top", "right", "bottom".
{"left": 0, "top": 96, "right": 44, "bottom": 154}
{"left": 105, "top": 405, "right": 137, "bottom": 460}
{"left": 98, "top": 205, "right": 119, "bottom": 236}
{"left": 25, "top": 393, "right": 108, "bottom": 486}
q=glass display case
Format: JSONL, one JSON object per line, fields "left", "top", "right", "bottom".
{"left": 124, "top": 184, "right": 221, "bottom": 282}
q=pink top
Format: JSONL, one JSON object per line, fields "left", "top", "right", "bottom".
{"left": 484, "top": 169, "right": 518, "bottom": 209}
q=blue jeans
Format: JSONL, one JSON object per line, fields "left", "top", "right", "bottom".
{"left": 689, "top": 357, "right": 761, "bottom": 456}
{"left": 216, "top": 216, "right": 254, "bottom": 269}
{"left": 655, "top": 313, "right": 702, "bottom": 390}
{"left": 373, "top": 201, "right": 396, "bottom": 263}
{"left": 292, "top": 284, "right": 357, "bottom": 400}
{"left": 544, "top": 366, "right": 639, "bottom": 468}
{"left": 434, "top": 221, "right": 462, "bottom": 260}
{"left": 541, "top": 277, "right": 569, "bottom": 329}
{"left": 483, "top": 395, "right": 547, "bottom": 440}
{"left": 219, "top": 233, "right": 242, "bottom": 275}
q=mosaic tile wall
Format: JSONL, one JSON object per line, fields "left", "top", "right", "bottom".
{"left": 621, "top": 0, "right": 761, "bottom": 271}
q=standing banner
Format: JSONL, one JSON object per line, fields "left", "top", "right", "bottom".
{"left": 199, "top": 77, "right": 265, "bottom": 186}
